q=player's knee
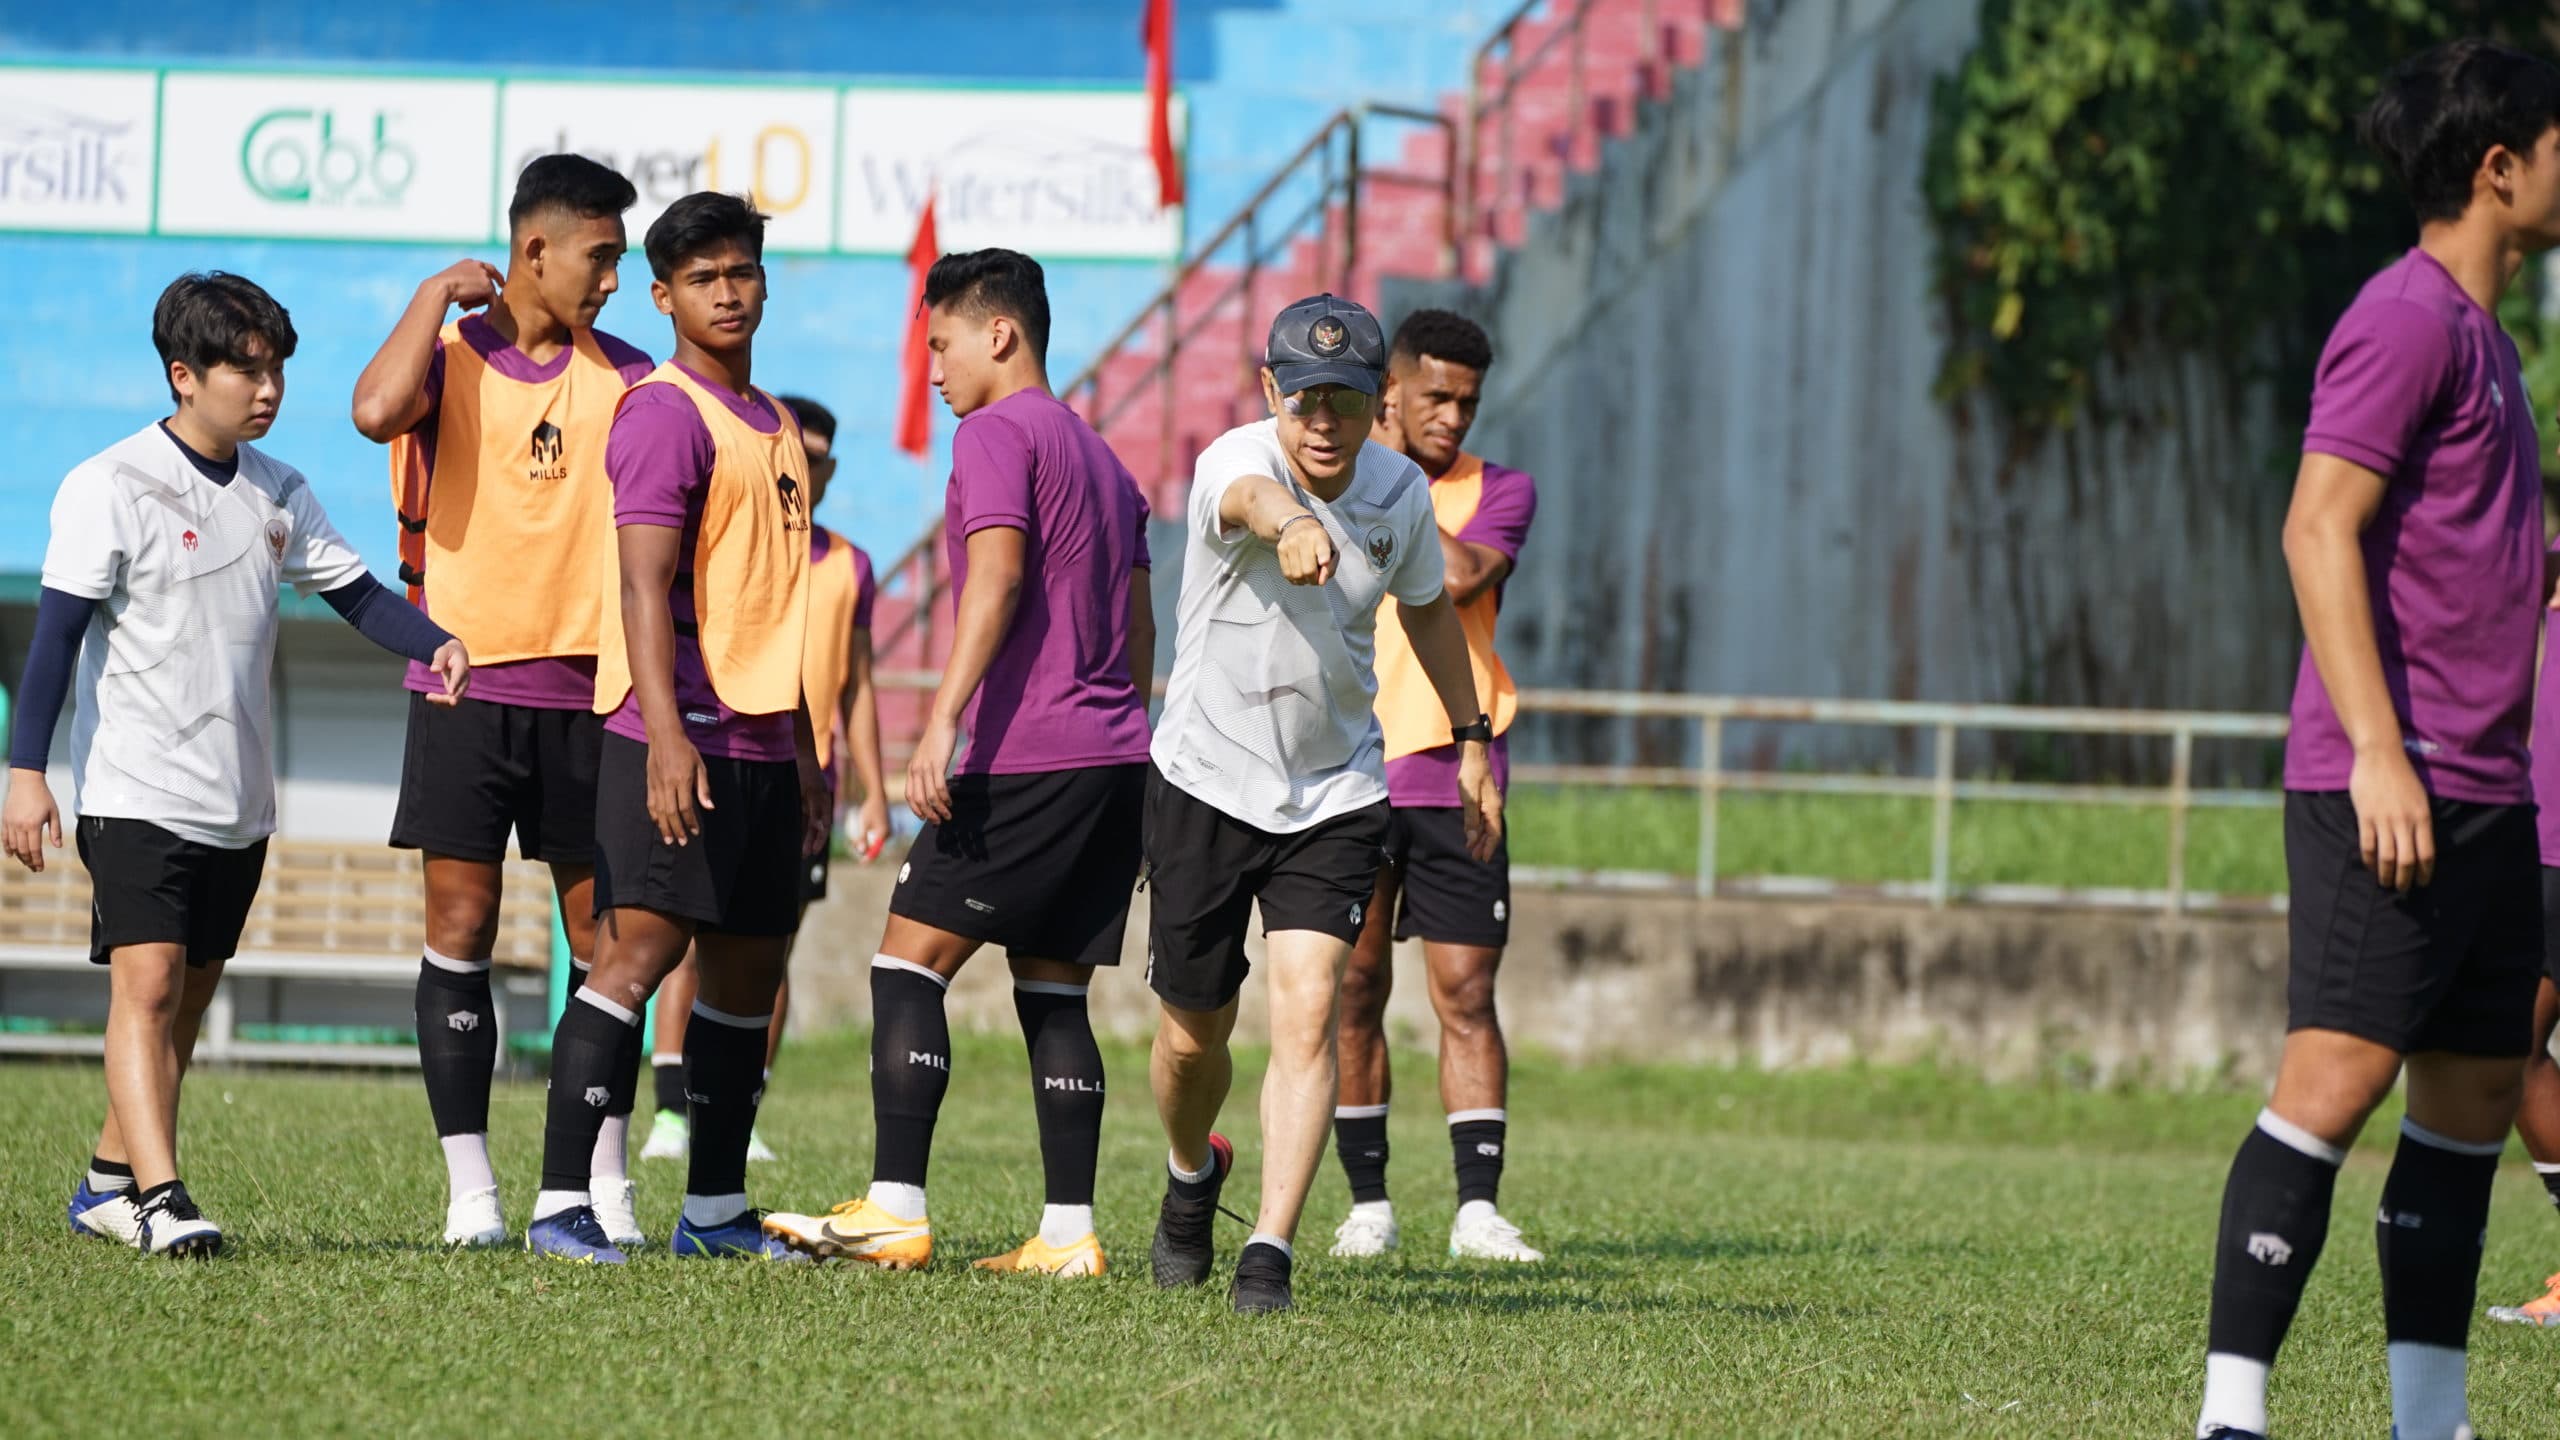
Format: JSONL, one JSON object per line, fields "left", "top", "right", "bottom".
{"left": 422, "top": 890, "right": 502, "bottom": 959}
{"left": 1432, "top": 971, "right": 1499, "bottom": 1037}
{"left": 1337, "top": 961, "right": 1391, "bottom": 1027}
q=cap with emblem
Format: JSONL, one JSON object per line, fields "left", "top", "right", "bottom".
{"left": 1264, "top": 293, "right": 1387, "bottom": 396}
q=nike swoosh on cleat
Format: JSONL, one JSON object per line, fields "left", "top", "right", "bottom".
{"left": 822, "top": 1228, "right": 924, "bottom": 1246}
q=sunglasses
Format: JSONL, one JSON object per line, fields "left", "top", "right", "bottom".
{"left": 1280, "top": 387, "right": 1373, "bottom": 419}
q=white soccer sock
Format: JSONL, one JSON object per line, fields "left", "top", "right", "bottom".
{"left": 532, "top": 1188, "right": 587, "bottom": 1222}
{"left": 440, "top": 1133, "right": 497, "bottom": 1201}
{"left": 1457, "top": 1198, "right": 1498, "bottom": 1227}
{"left": 1348, "top": 1199, "right": 1394, "bottom": 1222}
{"left": 2196, "top": 1353, "right": 2269, "bottom": 1440}
{"left": 1168, "top": 1149, "right": 1216, "bottom": 1185}
{"left": 85, "top": 1162, "right": 135, "bottom": 1195}
{"left": 868, "top": 1181, "right": 928, "bottom": 1219}
{"left": 683, "top": 1192, "right": 749, "bottom": 1228}
{"left": 2386, "top": 1341, "right": 2469, "bottom": 1440}
{"left": 1040, "top": 1204, "right": 1094, "bottom": 1249}
{"left": 592, "top": 1113, "right": 630, "bottom": 1181}
{"left": 1245, "top": 1231, "right": 1293, "bottom": 1260}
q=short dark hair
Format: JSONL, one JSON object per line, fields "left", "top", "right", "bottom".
{"left": 1388, "top": 308, "right": 1495, "bottom": 373}
{"left": 2361, "top": 40, "right": 2560, "bottom": 224}
{"left": 152, "top": 271, "right": 297, "bottom": 403}
{"left": 922, "top": 248, "right": 1051, "bottom": 364}
{"left": 644, "top": 191, "right": 767, "bottom": 282}
{"left": 779, "top": 395, "right": 836, "bottom": 444}
{"left": 508, "top": 153, "right": 638, "bottom": 233}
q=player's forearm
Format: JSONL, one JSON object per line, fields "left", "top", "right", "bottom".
{"left": 350, "top": 280, "right": 454, "bottom": 441}
{"left": 7, "top": 588, "right": 88, "bottom": 773}
{"left": 2284, "top": 510, "right": 2402, "bottom": 756}
{"left": 1127, "top": 569, "right": 1157, "bottom": 702}
{"left": 927, "top": 568, "right": 1022, "bottom": 730}
{"left": 319, "top": 575, "right": 453, "bottom": 665}
{"left": 1399, "top": 593, "right": 1483, "bottom": 727}
{"left": 1220, "top": 476, "right": 1313, "bottom": 545}
{"left": 620, "top": 580, "right": 686, "bottom": 744}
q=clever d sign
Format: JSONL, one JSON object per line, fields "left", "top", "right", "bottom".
{"left": 0, "top": 62, "right": 1179, "bottom": 261}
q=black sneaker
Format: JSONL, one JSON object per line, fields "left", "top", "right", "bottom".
{"left": 1151, "top": 1132, "right": 1233, "bottom": 1288}
{"left": 1231, "top": 1240, "right": 1293, "bottom": 1314}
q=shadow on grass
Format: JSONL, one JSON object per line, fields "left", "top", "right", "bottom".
{"left": 1557, "top": 1231, "right": 1982, "bottom": 1265}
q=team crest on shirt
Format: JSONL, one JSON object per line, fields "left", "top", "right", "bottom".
{"left": 528, "top": 420, "right": 567, "bottom": 481}
{"left": 1364, "top": 524, "right": 1396, "bottom": 572}
{"left": 265, "top": 519, "right": 289, "bottom": 560}
{"left": 777, "top": 475, "right": 808, "bottom": 531}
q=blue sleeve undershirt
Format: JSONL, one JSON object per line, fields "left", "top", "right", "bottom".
{"left": 318, "top": 574, "right": 454, "bottom": 667}
{"left": 7, "top": 587, "right": 90, "bottom": 772}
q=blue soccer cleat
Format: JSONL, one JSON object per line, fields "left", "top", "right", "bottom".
{"left": 526, "top": 1205, "right": 628, "bottom": 1265}
{"left": 68, "top": 1179, "right": 141, "bottom": 1246}
{"left": 672, "top": 1209, "right": 810, "bottom": 1262}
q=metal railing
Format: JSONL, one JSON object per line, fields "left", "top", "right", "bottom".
{"left": 869, "top": 669, "right": 2291, "bottom": 917}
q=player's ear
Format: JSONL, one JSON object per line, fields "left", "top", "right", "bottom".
{"left": 522, "top": 228, "right": 547, "bottom": 273}
{"left": 1260, "top": 367, "right": 1281, "bottom": 417}
{"left": 168, "top": 360, "right": 196, "bottom": 406}
{"left": 989, "top": 314, "right": 1017, "bottom": 363}
{"left": 651, "top": 279, "right": 673, "bottom": 317}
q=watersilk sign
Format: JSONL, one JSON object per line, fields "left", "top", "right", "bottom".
{"left": 1, "top": 62, "right": 1180, "bottom": 260}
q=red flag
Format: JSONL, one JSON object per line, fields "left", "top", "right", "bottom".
{"left": 1143, "top": 0, "right": 1182, "bottom": 209}
{"left": 895, "top": 194, "right": 939, "bottom": 459}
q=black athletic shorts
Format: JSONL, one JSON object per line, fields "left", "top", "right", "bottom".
{"left": 803, "top": 846, "right": 832, "bottom": 904}
{"left": 887, "top": 763, "right": 1145, "bottom": 967}
{"left": 1143, "top": 767, "right": 1391, "bottom": 1012}
{"left": 592, "top": 733, "right": 803, "bottom": 937}
{"left": 2284, "top": 790, "right": 2540, "bottom": 1057}
{"left": 1385, "top": 805, "right": 1510, "bottom": 947}
{"left": 389, "top": 692, "right": 603, "bottom": 865}
{"left": 77, "top": 816, "right": 268, "bottom": 967}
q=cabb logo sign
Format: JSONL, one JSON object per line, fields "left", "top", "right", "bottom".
{"left": 158, "top": 73, "right": 496, "bottom": 241}
{"left": 241, "top": 108, "right": 417, "bottom": 207}
{"left": 499, "top": 83, "right": 839, "bottom": 254}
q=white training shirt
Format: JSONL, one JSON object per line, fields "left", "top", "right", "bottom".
{"left": 39, "top": 425, "right": 369, "bottom": 848}
{"left": 1152, "top": 419, "right": 1448, "bottom": 833}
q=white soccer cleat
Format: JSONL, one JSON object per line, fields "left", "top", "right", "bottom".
{"left": 137, "top": 1184, "right": 223, "bottom": 1259}
{"left": 592, "top": 1177, "right": 645, "bottom": 1248}
{"left": 639, "top": 1110, "right": 689, "bottom": 1162}
{"left": 1448, "top": 1206, "right": 1545, "bottom": 1263}
{"left": 1330, "top": 1203, "right": 1400, "bottom": 1258}
{"left": 442, "top": 1185, "right": 506, "bottom": 1248}
{"left": 745, "top": 1129, "right": 778, "bottom": 1164}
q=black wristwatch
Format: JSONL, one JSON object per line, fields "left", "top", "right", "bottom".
{"left": 1452, "top": 713, "right": 1494, "bottom": 745}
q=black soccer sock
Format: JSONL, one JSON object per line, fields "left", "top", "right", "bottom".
{"left": 1335, "top": 1107, "right": 1391, "bottom": 1203}
{"left": 683, "top": 1002, "right": 770, "bottom": 1203}
{"left": 2379, "top": 1119, "right": 2501, "bottom": 1350}
{"left": 607, "top": 1021, "right": 642, "bottom": 1121}
{"left": 2205, "top": 1110, "right": 2343, "bottom": 1367}
{"left": 869, "top": 961, "right": 952, "bottom": 1189}
{"left": 653, "top": 1053, "right": 688, "bottom": 1116}
{"left": 86, "top": 1154, "right": 135, "bottom": 1195}
{"left": 415, "top": 953, "right": 497, "bottom": 1137}
{"left": 1014, "top": 981, "right": 1105, "bottom": 1207}
{"left": 1450, "top": 1111, "right": 1507, "bottom": 1207}
{"left": 539, "top": 989, "right": 640, "bottom": 1194}
{"left": 2537, "top": 1163, "right": 2560, "bottom": 1214}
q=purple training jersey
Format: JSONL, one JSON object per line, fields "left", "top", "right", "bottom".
{"left": 2283, "top": 248, "right": 2542, "bottom": 806}
{"left": 600, "top": 364, "right": 798, "bottom": 762}
{"left": 942, "top": 387, "right": 1154, "bottom": 775}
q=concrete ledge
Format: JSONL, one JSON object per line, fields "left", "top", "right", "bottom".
{"left": 785, "top": 862, "right": 2289, "bottom": 1086}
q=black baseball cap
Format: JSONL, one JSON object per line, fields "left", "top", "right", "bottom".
{"left": 1264, "top": 293, "right": 1387, "bottom": 396}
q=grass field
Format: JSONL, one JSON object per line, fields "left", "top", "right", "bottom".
{"left": 12, "top": 1031, "right": 2560, "bottom": 1436}
{"left": 1509, "top": 787, "right": 2289, "bottom": 895}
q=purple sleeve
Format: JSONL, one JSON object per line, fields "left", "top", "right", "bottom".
{"left": 593, "top": 329, "right": 657, "bottom": 386}
{"left": 2303, "top": 299, "right": 2455, "bottom": 478}
{"left": 606, "top": 384, "right": 714, "bottom": 529}
{"left": 1128, "top": 468, "right": 1153, "bottom": 569}
{"left": 853, "top": 546, "right": 878, "bottom": 630}
{"left": 1458, "top": 464, "right": 1538, "bottom": 567}
{"left": 7, "top": 587, "right": 91, "bottom": 771}
{"left": 951, "top": 413, "right": 1033, "bottom": 537}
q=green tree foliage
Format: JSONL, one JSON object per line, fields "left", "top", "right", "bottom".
{"left": 1925, "top": 0, "right": 2552, "bottom": 441}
